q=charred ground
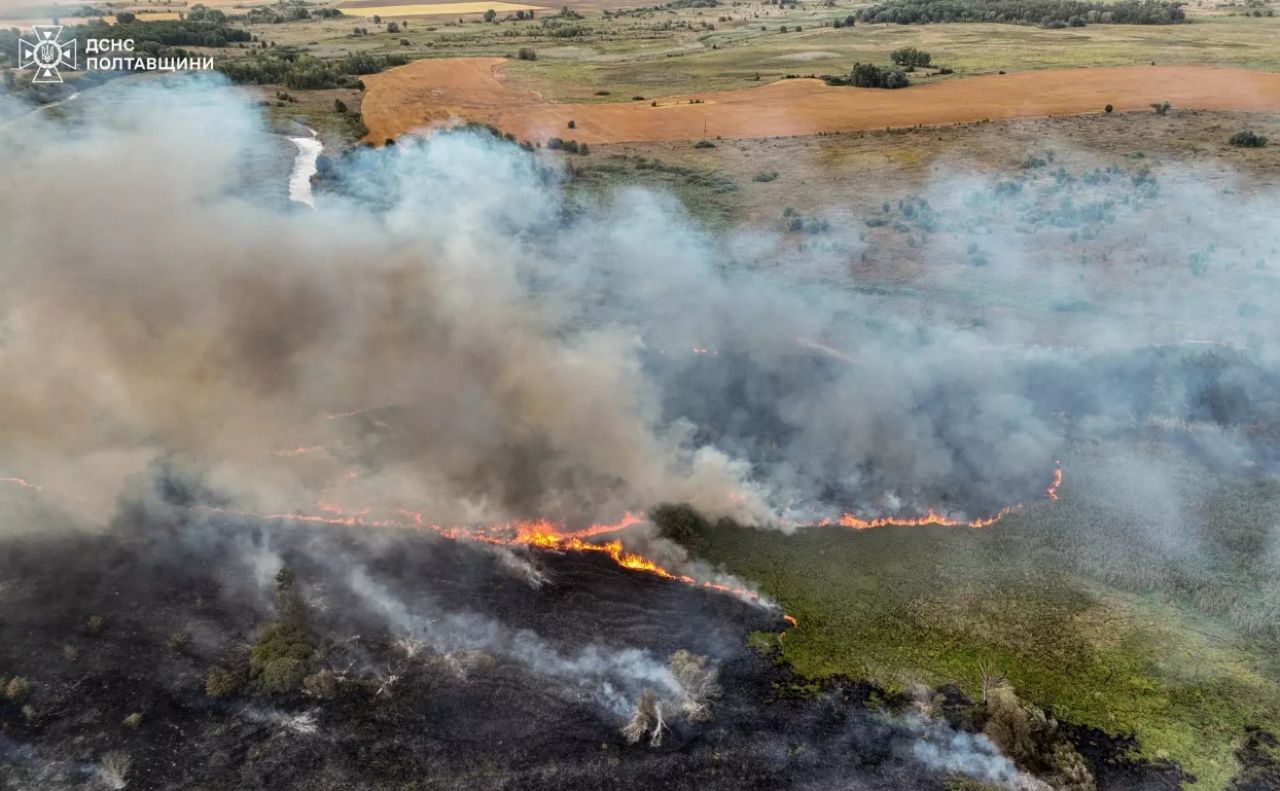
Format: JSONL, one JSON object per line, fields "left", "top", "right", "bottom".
{"left": 0, "top": 475, "right": 1200, "bottom": 791}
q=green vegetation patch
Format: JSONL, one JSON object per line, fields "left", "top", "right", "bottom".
{"left": 657, "top": 449, "right": 1280, "bottom": 789}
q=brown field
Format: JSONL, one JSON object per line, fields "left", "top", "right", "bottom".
{"left": 361, "top": 57, "right": 1280, "bottom": 144}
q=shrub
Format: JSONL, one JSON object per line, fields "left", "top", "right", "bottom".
{"left": 260, "top": 657, "right": 308, "bottom": 694}
{"left": 1151, "top": 100, "right": 1171, "bottom": 115}
{"left": 99, "top": 751, "right": 131, "bottom": 791}
{"left": 753, "top": 170, "right": 779, "bottom": 182}
{"left": 167, "top": 629, "right": 191, "bottom": 651}
{"left": 86, "top": 615, "right": 106, "bottom": 635}
{"left": 206, "top": 666, "right": 241, "bottom": 699}
{"left": 5, "top": 676, "right": 29, "bottom": 701}
{"left": 693, "top": 140, "right": 716, "bottom": 148}
{"left": 303, "top": 669, "right": 338, "bottom": 699}
{"left": 483, "top": 8, "right": 497, "bottom": 21}
{"left": 669, "top": 650, "right": 721, "bottom": 721}
{"left": 567, "top": 119, "right": 576, "bottom": 128}
{"left": 1228, "top": 130, "right": 1268, "bottom": 148}
{"left": 621, "top": 689, "right": 664, "bottom": 746}
{"left": 517, "top": 46, "right": 536, "bottom": 60}
{"left": 122, "top": 712, "right": 143, "bottom": 729}
{"left": 1104, "top": 103, "right": 1113, "bottom": 113}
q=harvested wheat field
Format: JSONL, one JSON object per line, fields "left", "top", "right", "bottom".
{"left": 361, "top": 57, "right": 1280, "bottom": 144}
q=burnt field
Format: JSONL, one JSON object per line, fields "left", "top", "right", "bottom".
{"left": 0, "top": 486, "right": 1111, "bottom": 788}
{"left": 0, "top": 480, "right": 1193, "bottom": 791}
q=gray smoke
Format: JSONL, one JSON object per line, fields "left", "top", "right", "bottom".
{"left": 1, "top": 76, "right": 1278, "bottom": 536}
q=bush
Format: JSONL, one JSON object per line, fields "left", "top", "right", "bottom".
{"left": 303, "top": 669, "right": 338, "bottom": 699}
{"left": 122, "top": 712, "right": 143, "bottom": 729}
{"left": 693, "top": 140, "right": 716, "bottom": 148}
{"left": 1228, "top": 130, "right": 1268, "bottom": 148}
{"left": 166, "top": 629, "right": 191, "bottom": 651}
{"left": 205, "top": 665, "right": 241, "bottom": 698}
{"left": 517, "top": 46, "right": 537, "bottom": 60}
{"left": 5, "top": 676, "right": 29, "bottom": 701}
{"left": 567, "top": 119, "right": 575, "bottom": 128}
{"left": 86, "top": 615, "right": 106, "bottom": 635}
{"left": 669, "top": 650, "right": 721, "bottom": 721}
{"left": 1104, "top": 103, "right": 1113, "bottom": 113}
{"left": 753, "top": 170, "right": 779, "bottom": 182}
{"left": 1151, "top": 100, "right": 1171, "bottom": 115}
{"left": 260, "top": 657, "right": 308, "bottom": 694}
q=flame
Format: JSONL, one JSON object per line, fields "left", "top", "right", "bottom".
{"left": 1046, "top": 464, "right": 1063, "bottom": 501}
{"left": 0, "top": 475, "right": 44, "bottom": 493}
{"left": 820, "top": 465, "right": 1063, "bottom": 530}
{"left": 267, "top": 445, "right": 326, "bottom": 457}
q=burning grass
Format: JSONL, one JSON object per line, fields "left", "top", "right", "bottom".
{"left": 674, "top": 445, "right": 1280, "bottom": 790}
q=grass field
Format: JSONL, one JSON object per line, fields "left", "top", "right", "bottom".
{"left": 500, "top": 16, "right": 1280, "bottom": 102}
{"left": 675, "top": 445, "right": 1280, "bottom": 790}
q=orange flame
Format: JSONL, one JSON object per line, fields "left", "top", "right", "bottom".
{"left": 267, "top": 445, "right": 326, "bottom": 457}
{"left": 0, "top": 475, "right": 44, "bottom": 493}
{"left": 820, "top": 465, "right": 1063, "bottom": 531}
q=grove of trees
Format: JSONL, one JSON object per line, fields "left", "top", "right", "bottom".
{"left": 857, "top": 0, "right": 1186, "bottom": 26}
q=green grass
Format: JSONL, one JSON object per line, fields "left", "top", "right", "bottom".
{"left": 680, "top": 450, "right": 1280, "bottom": 789}
{"left": 499, "top": 15, "right": 1280, "bottom": 101}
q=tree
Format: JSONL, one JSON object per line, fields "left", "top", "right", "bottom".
{"left": 567, "top": 119, "right": 576, "bottom": 128}
{"left": 387, "top": 21, "right": 399, "bottom": 32}
{"left": 517, "top": 46, "right": 536, "bottom": 60}
{"left": 1151, "top": 100, "right": 1171, "bottom": 115}
{"left": 334, "top": 98, "right": 348, "bottom": 113}
{"left": 890, "top": 46, "right": 931, "bottom": 67}
{"left": 483, "top": 8, "right": 497, "bottom": 21}
{"left": 115, "top": 11, "right": 136, "bottom": 23}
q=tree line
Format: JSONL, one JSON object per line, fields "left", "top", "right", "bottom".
{"left": 857, "top": 0, "right": 1187, "bottom": 26}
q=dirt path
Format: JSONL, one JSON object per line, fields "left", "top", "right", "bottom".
{"left": 361, "top": 58, "right": 1280, "bottom": 144}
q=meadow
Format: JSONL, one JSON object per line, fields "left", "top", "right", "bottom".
{"left": 669, "top": 443, "right": 1280, "bottom": 789}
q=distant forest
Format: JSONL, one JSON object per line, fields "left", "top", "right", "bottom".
{"left": 857, "top": 0, "right": 1187, "bottom": 26}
